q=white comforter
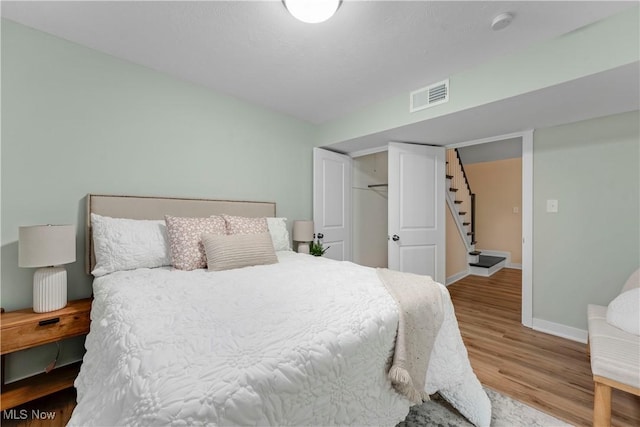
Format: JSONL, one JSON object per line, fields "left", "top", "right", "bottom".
{"left": 70, "top": 252, "right": 490, "bottom": 426}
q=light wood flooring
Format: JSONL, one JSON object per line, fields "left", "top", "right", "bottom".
{"left": 448, "top": 268, "right": 640, "bottom": 426}
{"left": 3, "top": 268, "right": 639, "bottom": 426}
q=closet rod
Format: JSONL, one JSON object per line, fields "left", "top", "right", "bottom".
{"left": 367, "top": 184, "right": 389, "bottom": 188}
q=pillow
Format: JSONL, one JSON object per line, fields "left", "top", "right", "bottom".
{"left": 266, "top": 217, "right": 291, "bottom": 251}
{"left": 606, "top": 287, "right": 640, "bottom": 335}
{"left": 202, "top": 232, "right": 278, "bottom": 271}
{"left": 91, "top": 213, "right": 171, "bottom": 277}
{"left": 222, "top": 214, "right": 269, "bottom": 235}
{"left": 165, "top": 215, "right": 226, "bottom": 270}
{"left": 621, "top": 268, "right": 640, "bottom": 293}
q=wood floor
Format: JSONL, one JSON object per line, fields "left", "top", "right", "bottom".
{"left": 448, "top": 268, "right": 640, "bottom": 427}
{"left": 3, "top": 268, "right": 639, "bottom": 426}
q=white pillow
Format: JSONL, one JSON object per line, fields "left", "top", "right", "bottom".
{"left": 606, "top": 287, "right": 640, "bottom": 336}
{"left": 91, "top": 213, "right": 171, "bottom": 277}
{"left": 266, "top": 217, "right": 291, "bottom": 251}
{"left": 621, "top": 268, "right": 640, "bottom": 293}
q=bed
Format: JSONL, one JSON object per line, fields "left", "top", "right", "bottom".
{"left": 69, "top": 194, "right": 491, "bottom": 426}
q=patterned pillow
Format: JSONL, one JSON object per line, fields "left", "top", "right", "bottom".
{"left": 222, "top": 215, "right": 268, "bottom": 235}
{"left": 165, "top": 215, "right": 226, "bottom": 270}
{"left": 202, "top": 232, "right": 278, "bottom": 271}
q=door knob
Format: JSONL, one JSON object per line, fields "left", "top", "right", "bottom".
{"left": 317, "top": 233, "right": 324, "bottom": 239}
{"left": 392, "top": 234, "right": 400, "bottom": 241}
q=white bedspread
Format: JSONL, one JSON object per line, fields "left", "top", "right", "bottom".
{"left": 70, "top": 252, "right": 490, "bottom": 426}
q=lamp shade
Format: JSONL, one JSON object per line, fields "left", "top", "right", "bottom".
{"left": 19, "top": 225, "right": 76, "bottom": 268}
{"left": 293, "top": 220, "right": 314, "bottom": 242}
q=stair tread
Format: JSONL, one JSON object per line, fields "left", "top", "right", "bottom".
{"left": 449, "top": 188, "right": 458, "bottom": 192}
{"left": 469, "top": 255, "right": 506, "bottom": 268}
{"left": 446, "top": 175, "right": 453, "bottom": 179}
{"left": 462, "top": 222, "right": 470, "bottom": 225}
{"left": 467, "top": 232, "right": 474, "bottom": 235}
{"left": 454, "top": 200, "right": 463, "bottom": 204}
{"left": 458, "top": 211, "right": 467, "bottom": 215}
{"left": 471, "top": 240, "right": 477, "bottom": 244}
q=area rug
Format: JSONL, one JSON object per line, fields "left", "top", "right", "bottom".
{"left": 398, "top": 387, "right": 571, "bottom": 426}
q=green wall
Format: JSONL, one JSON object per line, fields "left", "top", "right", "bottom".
{"left": 1, "top": 20, "right": 315, "bottom": 381}
{"left": 533, "top": 111, "right": 640, "bottom": 330}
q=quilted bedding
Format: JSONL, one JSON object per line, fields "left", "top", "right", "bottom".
{"left": 70, "top": 252, "right": 490, "bottom": 426}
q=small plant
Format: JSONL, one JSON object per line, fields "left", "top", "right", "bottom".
{"left": 309, "top": 239, "right": 330, "bottom": 256}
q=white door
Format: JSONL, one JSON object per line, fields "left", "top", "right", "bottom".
{"left": 313, "top": 148, "right": 352, "bottom": 261}
{"left": 388, "top": 142, "right": 445, "bottom": 283}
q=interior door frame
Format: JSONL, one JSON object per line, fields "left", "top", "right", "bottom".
{"left": 446, "top": 130, "right": 533, "bottom": 328}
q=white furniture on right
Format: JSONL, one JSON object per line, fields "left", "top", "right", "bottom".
{"left": 587, "top": 269, "right": 640, "bottom": 427}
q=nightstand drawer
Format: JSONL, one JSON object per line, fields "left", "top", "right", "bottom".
{"left": 1, "top": 299, "right": 92, "bottom": 354}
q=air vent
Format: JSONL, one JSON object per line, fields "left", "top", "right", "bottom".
{"left": 409, "top": 79, "right": 449, "bottom": 113}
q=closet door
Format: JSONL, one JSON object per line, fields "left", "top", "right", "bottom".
{"left": 313, "top": 148, "right": 352, "bottom": 261}
{"left": 388, "top": 143, "right": 445, "bottom": 283}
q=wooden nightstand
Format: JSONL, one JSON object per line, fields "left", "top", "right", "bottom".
{"left": 0, "top": 298, "right": 92, "bottom": 411}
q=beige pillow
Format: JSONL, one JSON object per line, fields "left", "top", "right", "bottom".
{"left": 165, "top": 215, "right": 226, "bottom": 270}
{"left": 222, "top": 214, "right": 268, "bottom": 235}
{"left": 202, "top": 232, "right": 278, "bottom": 271}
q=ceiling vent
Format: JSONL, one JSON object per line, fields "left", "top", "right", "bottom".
{"left": 409, "top": 79, "right": 449, "bottom": 113}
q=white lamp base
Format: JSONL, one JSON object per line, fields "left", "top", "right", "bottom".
{"left": 297, "top": 242, "right": 310, "bottom": 254}
{"left": 33, "top": 267, "right": 68, "bottom": 313}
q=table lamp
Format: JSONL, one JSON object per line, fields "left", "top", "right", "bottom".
{"left": 19, "top": 224, "right": 76, "bottom": 313}
{"left": 293, "top": 220, "right": 314, "bottom": 254}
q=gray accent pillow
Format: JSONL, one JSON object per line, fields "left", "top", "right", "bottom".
{"left": 202, "top": 232, "right": 278, "bottom": 271}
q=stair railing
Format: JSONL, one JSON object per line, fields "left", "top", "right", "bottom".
{"left": 446, "top": 149, "right": 476, "bottom": 246}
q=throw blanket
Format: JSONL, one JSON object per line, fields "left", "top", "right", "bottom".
{"left": 377, "top": 268, "right": 444, "bottom": 404}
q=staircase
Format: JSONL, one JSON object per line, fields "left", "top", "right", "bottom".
{"left": 469, "top": 255, "right": 506, "bottom": 277}
{"left": 446, "top": 149, "right": 505, "bottom": 277}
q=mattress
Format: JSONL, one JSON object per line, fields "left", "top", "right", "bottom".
{"left": 69, "top": 252, "right": 490, "bottom": 426}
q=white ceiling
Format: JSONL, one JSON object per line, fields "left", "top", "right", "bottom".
{"left": 2, "top": 0, "right": 636, "bottom": 126}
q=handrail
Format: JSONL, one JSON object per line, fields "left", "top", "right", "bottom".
{"left": 447, "top": 148, "right": 476, "bottom": 247}
{"left": 455, "top": 149, "right": 473, "bottom": 195}
{"left": 471, "top": 193, "right": 476, "bottom": 237}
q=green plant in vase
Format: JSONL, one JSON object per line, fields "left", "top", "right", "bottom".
{"left": 309, "top": 239, "right": 330, "bottom": 256}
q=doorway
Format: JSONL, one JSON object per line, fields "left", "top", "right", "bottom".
{"left": 447, "top": 130, "right": 533, "bottom": 327}
{"left": 352, "top": 150, "right": 388, "bottom": 268}
{"left": 313, "top": 143, "right": 446, "bottom": 284}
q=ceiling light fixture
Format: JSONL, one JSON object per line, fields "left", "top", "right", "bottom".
{"left": 283, "top": 0, "right": 341, "bottom": 24}
{"left": 491, "top": 12, "right": 514, "bottom": 31}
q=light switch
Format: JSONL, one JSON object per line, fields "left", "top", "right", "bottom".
{"left": 513, "top": 207, "right": 519, "bottom": 214}
{"left": 546, "top": 199, "right": 558, "bottom": 213}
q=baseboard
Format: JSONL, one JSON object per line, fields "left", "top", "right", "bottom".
{"left": 507, "top": 263, "right": 522, "bottom": 270}
{"left": 446, "top": 270, "right": 469, "bottom": 286}
{"left": 531, "top": 318, "right": 588, "bottom": 344}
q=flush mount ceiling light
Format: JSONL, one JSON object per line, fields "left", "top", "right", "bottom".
{"left": 491, "top": 12, "right": 514, "bottom": 31}
{"left": 283, "top": 0, "right": 341, "bottom": 24}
